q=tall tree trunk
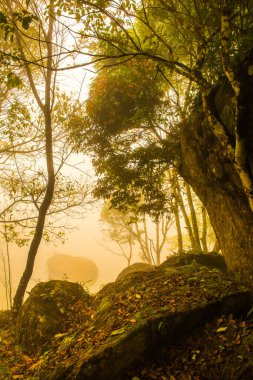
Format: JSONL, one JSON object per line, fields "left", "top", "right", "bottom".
{"left": 155, "top": 222, "right": 160, "bottom": 265}
{"left": 185, "top": 183, "right": 202, "bottom": 251}
{"left": 179, "top": 99, "right": 253, "bottom": 284}
{"left": 12, "top": 165, "right": 55, "bottom": 317}
{"left": 154, "top": 214, "right": 171, "bottom": 266}
{"left": 174, "top": 195, "right": 183, "bottom": 254}
{"left": 133, "top": 220, "right": 152, "bottom": 264}
{"left": 201, "top": 206, "right": 208, "bottom": 251}
{"left": 175, "top": 178, "right": 195, "bottom": 248}
{"left": 12, "top": 109, "right": 55, "bottom": 318}
{"left": 143, "top": 218, "right": 153, "bottom": 264}
{"left": 169, "top": 170, "right": 183, "bottom": 253}
{"left": 11, "top": 0, "right": 55, "bottom": 318}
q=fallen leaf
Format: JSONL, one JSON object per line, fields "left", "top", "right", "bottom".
{"left": 54, "top": 333, "right": 65, "bottom": 339}
{"left": 233, "top": 334, "right": 241, "bottom": 345}
{"left": 21, "top": 354, "right": 32, "bottom": 363}
{"left": 28, "top": 359, "right": 43, "bottom": 370}
{"left": 216, "top": 326, "right": 228, "bottom": 333}
{"left": 110, "top": 327, "right": 125, "bottom": 336}
{"left": 215, "top": 355, "right": 224, "bottom": 364}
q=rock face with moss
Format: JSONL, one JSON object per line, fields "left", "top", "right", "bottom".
{"left": 33, "top": 254, "right": 251, "bottom": 380}
{"left": 15, "top": 280, "right": 92, "bottom": 354}
{"left": 161, "top": 252, "right": 227, "bottom": 272}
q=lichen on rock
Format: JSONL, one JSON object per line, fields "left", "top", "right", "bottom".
{"left": 15, "top": 280, "right": 92, "bottom": 355}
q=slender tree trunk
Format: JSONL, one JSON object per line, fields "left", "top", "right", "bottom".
{"left": 185, "top": 183, "right": 202, "bottom": 251}
{"left": 12, "top": 112, "right": 55, "bottom": 318}
{"left": 2, "top": 217, "right": 12, "bottom": 309}
{"left": 133, "top": 221, "right": 152, "bottom": 264}
{"left": 201, "top": 207, "right": 208, "bottom": 251}
{"left": 155, "top": 222, "right": 160, "bottom": 265}
{"left": 154, "top": 215, "right": 171, "bottom": 265}
{"left": 127, "top": 234, "right": 133, "bottom": 266}
{"left": 169, "top": 170, "right": 183, "bottom": 253}
{"left": 1, "top": 247, "right": 9, "bottom": 309}
{"left": 175, "top": 178, "right": 195, "bottom": 248}
{"left": 11, "top": 0, "right": 56, "bottom": 318}
{"left": 174, "top": 195, "right": 183, "bottom": 254}
{"left": 143, "top": 217, "right": 153, "bottom": 264}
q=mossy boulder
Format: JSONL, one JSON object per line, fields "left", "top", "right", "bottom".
{"left": 38, "top": 262, "right": 251, "bottom": 380}
{"left": 161, "top": 252, "right": 227, "bottom": 272}
{"left": 16, "top": 280, "right": 92, "bottom": 354}
{"left": 116, "top": 262, "right": 155, "bottom": 281}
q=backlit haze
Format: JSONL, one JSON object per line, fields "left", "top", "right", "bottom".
{"left": 0, "top": 64, "right": 171, "bottom": 309}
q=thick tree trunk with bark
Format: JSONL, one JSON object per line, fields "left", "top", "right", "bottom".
{"left": 179, "top": 80, "right": 253, "bottom": 283}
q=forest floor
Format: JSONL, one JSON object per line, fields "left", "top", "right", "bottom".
{"left": 1, "top": 310, "right": 253, "bottom": 379}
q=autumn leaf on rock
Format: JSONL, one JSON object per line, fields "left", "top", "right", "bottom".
{"left": 111, "top": 327, "right": 125, "bottom": 336}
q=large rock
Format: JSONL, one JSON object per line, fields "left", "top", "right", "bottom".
{"left": 16, "top": 280, "right": 92, "bottom": 354}
{"left": 116, "top": 262, "right": 155, "bottom": 281}
{"left": 161, "top": 251, "right": 227, "bottom": 272}
{"left": 47, "top": 254, "right": 99, "bottom": 286}
{"left": 38, "top": 260, "right": 251, "bottom": 380}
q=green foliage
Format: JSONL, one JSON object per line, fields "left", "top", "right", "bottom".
{"left": 66, "top": 58, "right": 178, "bottom": 215}
{"left": 0, "top": 92, "right": 89, "bottom": 247}
{"left": 6, "top": 72, "right": 23, "bottom": 88}
{"left": 86, "top": 59, "right": 164, "bottom": 135}
{"left": 93, "top": 143, "right": 173, "bottom": 216}
{"left": 68, "top": 0, "right": 253, "bottom": 218}
{"left": 0, "top": 11, "right": 7, "bottom": 24}
{"left": 0, "top": 9, "right": 37, "bottom": 43}
{"left": 12, "top": 10, "right": 38, "bottom": 30}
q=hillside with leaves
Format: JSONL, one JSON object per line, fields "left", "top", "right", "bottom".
{"left": 1, "top": 253, "right": 253, "bottom": 379}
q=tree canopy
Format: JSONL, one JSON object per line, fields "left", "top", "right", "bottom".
{"left": 65, "top": 0, "right": 253, "bottom": 283}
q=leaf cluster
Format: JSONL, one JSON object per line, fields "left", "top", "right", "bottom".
{"left": 66, "top": 58, "right": 180, "bottom": 217}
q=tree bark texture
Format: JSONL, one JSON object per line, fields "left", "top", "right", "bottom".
{"left": 179, "top": 77, "right": 253, "bottom": 283}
